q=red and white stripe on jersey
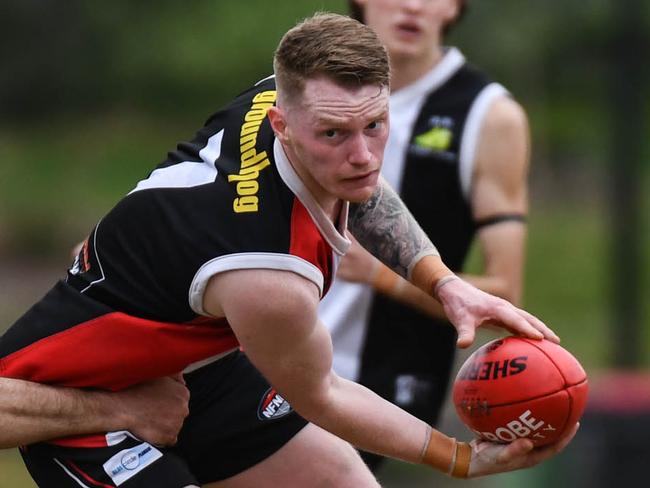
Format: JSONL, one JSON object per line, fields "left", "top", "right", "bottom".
{"left": 1, "top": 312, "right": 238, "bottom": 448}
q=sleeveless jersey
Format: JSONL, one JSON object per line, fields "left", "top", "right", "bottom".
{"left": 0, "top": 76, "right": 349, "bottom": 447}
{"left": 319, "top": 48, "right": 509, "bottom": 424}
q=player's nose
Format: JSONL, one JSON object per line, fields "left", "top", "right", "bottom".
{"left": 347, "top": 134, "right": 373, "bottom": 166}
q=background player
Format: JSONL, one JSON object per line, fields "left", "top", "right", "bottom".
{"left": 1, "top": 13, "right": 569, "bottom": 488}
{"left": 319, "top": 0, "right": 531, "bottom": 470}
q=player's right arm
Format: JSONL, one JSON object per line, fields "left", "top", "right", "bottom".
{"left": 203, "top": 268, "right": 576, "bottom": 477}
{"left": 0, "top": 375, "right": 189, "bottom": 448}
{"left": 349, "top": 176, "right": 557, "bottom": 348}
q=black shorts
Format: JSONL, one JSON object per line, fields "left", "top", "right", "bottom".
{"left": 20, "top": 350, "right": 308, "bottom": 487}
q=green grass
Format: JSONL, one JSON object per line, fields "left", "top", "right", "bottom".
{"left": 0, "top": 450, "right": 36, "bottom": 487}
{"left": 525, "top": 202, "right": 610, "bottom": 370}
{"left": 0, "top": 114, "right": 193, "bottom": 255}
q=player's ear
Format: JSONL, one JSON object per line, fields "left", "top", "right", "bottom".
{"left": 268, "top": 106, "right": 289, "bottom": 143}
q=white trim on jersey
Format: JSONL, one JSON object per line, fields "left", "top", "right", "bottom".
{"left": 458, "top": 83, "right": 509, "bottom": 199}
{"left": 273, "top": 139, "right": 351, "bottom": 256}
{"left": 392, "top": 47, "right": 465, "bottom": 102}
{"left": 128, "top": 129, "right": 224, "bottom": 194}
{"left": 255, "top": 74, "right": 275, "bottom": 86}
{"left": 54, "top": 458, "right": 92, "bottom": 488}
{"left": 105, "top": 430, "right": 131, "bottom": 447}
{"left": 189, "top": 252, "right": 325, "bottom": 316}
{"left": 386, "top": 47, "right": 466, "bottom": 191}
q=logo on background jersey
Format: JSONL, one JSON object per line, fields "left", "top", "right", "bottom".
{"left": 257, "top": 387, "right": 293, "bottom": 420}
{"left": 410, "top": 115, "right": 455, "bottom": 158}
{"left": 229, "top": 90, "right": 277, "bottom": 213}
{"left": 414, "top": 127, "right": 452, "bottom": 151}
{"left": 394, "top": 374, "right": 432, "bottom": 407}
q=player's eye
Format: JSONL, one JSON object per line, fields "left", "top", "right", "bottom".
{"left": 367, "top": 120, "right": 384, "bottom": 131}
{"left": 324, "top": 129, "right": 338, "bottom": 138}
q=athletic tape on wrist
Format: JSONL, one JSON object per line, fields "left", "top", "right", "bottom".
{"left": 450, "top": 442, "right": 471, "bottom": 478}
{"left": 420, "top": 427, "right": 456, "bottom": 474}
{"left": 447, "top": 441, "right": 458, "bottom": 476}
{"left": 420, "top": 427, "right": 471, "bottom": 478}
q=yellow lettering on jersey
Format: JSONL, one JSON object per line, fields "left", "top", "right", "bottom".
{"left": 230, "top": 90, "right": 277, "bottom": 213}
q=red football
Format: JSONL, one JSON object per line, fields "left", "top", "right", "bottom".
{"left": 452, "top": 336, "right": 588, "bottom": 446}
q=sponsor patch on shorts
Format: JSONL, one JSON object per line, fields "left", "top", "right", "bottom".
{"left": 257, "top": 387, "right": 293, "bottom": 420}
{"left": 103, "top": 442, "right": 162, "bottom": 486}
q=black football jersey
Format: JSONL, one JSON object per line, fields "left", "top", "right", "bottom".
{"left": 0, "top": 77, "right": 349, "bottom": 446}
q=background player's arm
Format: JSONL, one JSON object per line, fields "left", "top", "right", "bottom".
{"left": 469, "top": 95, "right": 529, "bottom": 305}
{"left": 336, "top": 236, "right": 447, "bottom": 318}
{"left": 203, "top": 268, "right": 575, "bottom": 477}
{"left": 339, "top": 95, "right": 529, "bottom": 319}
{"left": 0, "top": 376, "right": 189, "bottom": 448}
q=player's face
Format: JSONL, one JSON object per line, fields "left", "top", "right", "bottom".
{"left": 276, "top": 77, "right": 389, "bottom": 206}
{"left": 354, "top": 0, "right": 459, "bottom": 61}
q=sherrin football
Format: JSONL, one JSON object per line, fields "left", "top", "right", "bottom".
{"left": 452, "top": 336, "right": 588, "bottom": 446}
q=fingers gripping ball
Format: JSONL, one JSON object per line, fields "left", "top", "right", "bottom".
{"left": 453, "top": 337, "right": 588, "bottom": 446}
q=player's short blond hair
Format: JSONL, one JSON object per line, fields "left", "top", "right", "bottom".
{"left": 273, "top": 12, "right": 390, "bottom": 105}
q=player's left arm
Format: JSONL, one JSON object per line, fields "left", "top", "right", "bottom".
{"left": 468, "top": 94, "right": 530, "bottom": 306}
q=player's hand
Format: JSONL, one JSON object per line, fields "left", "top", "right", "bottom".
{"left": 115, "top": 374, "right": 190, "bottom": 446}
{"left": 336, "top": 234, "right": 379, "bottom": 285}
{"left": 436, "top": 277, "right": 560, "bottom": 348}
{"left": 467, "top": 422, "right": 579, "bottom": 478}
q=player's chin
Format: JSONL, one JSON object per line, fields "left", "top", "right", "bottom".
{"left": 343, "top": 187, "right": 376, "bottom": 203}
{"left": 340, "top": 175, "right": 379, "bottom": 202}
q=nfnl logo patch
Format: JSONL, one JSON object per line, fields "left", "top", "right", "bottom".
{"left": 257, "top": 388, "right": 292, "bottom": 420}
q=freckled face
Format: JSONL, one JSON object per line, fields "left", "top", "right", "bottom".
{"left": 279, "top": 77, "right": 389, "bottom": 206}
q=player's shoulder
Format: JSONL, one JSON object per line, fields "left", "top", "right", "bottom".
{"left": 482, "top": 94, "right": 529, "bottom": 136}
{"left": 207, "top": 75, "right": 277, "bottom": 122}
{"left": 446, "top": 50, "right": 494, "bottom": 93}
{"left": 454, "top": 53, "right": 527, "bottom": 129}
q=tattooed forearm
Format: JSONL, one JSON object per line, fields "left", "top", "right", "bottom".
{"left": 348, "top": 176, "right": 438, "bottom": 279}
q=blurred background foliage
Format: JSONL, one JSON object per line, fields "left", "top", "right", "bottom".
{"left": 1, "top": 1, "right": 650, "bottom": 486}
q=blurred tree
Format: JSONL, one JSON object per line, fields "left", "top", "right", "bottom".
{"left": 0, "top": 0, "right": 115, "bottom": 121}
{"left": 608, "top": 0, "right": 648, "bottom": 368}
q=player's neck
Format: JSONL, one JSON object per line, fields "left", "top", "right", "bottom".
{"left": 281, "top": 142, "right": 341, "bottom": 222}
{"left": 390, "top": 46, "right": 444, "bottom": 93}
